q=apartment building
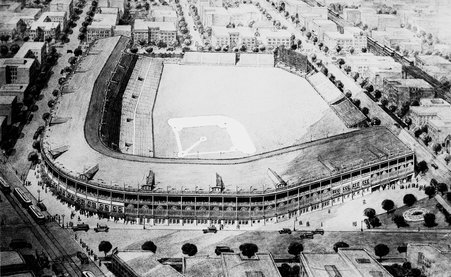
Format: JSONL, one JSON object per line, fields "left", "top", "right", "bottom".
{"left": 133, "top": 20, "right": 177, "bottom": 45}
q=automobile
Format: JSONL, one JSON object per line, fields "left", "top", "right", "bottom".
{"left": 312, "top": 228, "right": 324, "bottom": 235}
{"left": 67, "top": 49, "right": 73, "bottom": 53}
{"left": 37, "top": 202, "right": 47, "bottom": 211}
{"left": 77, "top": 251, "right": 89, "bottom": 264}
{"left": 72, "top": 223, "right": 89, "bottom": 232}
{"left": 10, "top": 239, "right": 32, "bottom": 249}
{"left": 36, "top": 250, "right": 50, "bottom": 268}
{"left": 431, "top": 163, "right": 438, "bottom": 170}
{"left": 278, "top": 228, "right": 292, "bottom": 234}
{"left": 94, "top": 224, "right": 109, "bottom": 232}
{"left": 82, "top": 271, "right": 96, "bottom": 277}
{"left": 166, "top": 47, "right": 174, "bottom": 51}
{"left": 202, "top": 226, "right": 217, "bottom": 234}
{"left": 215, "top": 246, "right": 234, "bottom": 255}
{"left": 299, "top": 232, "right": 314, "bottom": 239}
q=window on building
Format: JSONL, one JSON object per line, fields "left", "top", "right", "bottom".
{"left": 355, "top": 258, "right": 371, "bottom": 264}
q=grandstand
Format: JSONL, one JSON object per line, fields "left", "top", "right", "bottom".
{"left": 307, "top": 72, "right": 367, "bottom": 128}
{"left": 237, "top": 53, "right": 274, "bottom": 67}
{"left": 182, "top": 52, "right": 236, "bottom": 65}
{"left": 119, "top": 57, "right": 163, "bottom": 157}
{"left": 98, "top": 47, "right": 137, "bottom": 150}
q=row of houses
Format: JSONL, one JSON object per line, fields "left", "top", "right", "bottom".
{"left": 0, "top": 41, "right": 46, "bottom": 141}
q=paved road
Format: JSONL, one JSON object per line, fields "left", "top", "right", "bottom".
{"left": 6, "top": 1, "right": 92, "bottom": 178}
{"left": 180, "top": 0, "right": 203, "bottom": 49}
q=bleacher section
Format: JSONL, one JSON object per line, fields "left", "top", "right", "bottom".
{"left": 307, "top": 72, "right": 367, "bottom": 128}
{"left": 182, "top": 52, "right": 236, "bottom": 65}
{"left": 237, "top": 53, "right": 274, "bottom": 67}
{"left": 97, "top": 44, "right": 138, "bottom": 150}
{"left": 119, "top": 57, "right": 163, "bottom": 157}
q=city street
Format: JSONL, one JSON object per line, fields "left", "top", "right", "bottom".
{"left": 180, "top": 0, "right": 203, "bottom": 49}
{"left": 5, "top": 1, "right": 92, "bottom": 179}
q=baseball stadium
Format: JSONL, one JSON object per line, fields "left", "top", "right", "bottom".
{"left": 40, "top": 36, "right": 415, "bottom": 227}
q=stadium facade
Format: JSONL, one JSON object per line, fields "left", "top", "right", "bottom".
{"left": 41, "top": 36, "right": 415, "bottom": 227}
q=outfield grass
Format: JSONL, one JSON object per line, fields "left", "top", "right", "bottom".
{"left": 153, "top": 64, "right": 350, "bottom": 159}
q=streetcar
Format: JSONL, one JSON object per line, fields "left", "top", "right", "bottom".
{"left": 0, "top": 176, "right": 11, "bottom": 193}
{"left": 14, "top": 187, "right": 32, "bottom": 206}
{"left": 28, "top": 205, "right": 46, "bottom": 224}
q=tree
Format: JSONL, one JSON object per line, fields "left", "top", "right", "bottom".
{"left": 74, "top": 47, "right": 83, "bottom": 57}
{"left": 239, "top": 243, "right": 258, "bottom": 258}
{"left": 287, "top": 242, "right": 303, "bottom": 259}
{"left": 306, "top": 32, "right": 312, "bottom": 39}
{"left": 392, "top": 214, "right": 408, "bottom": 228}
{"left": 374, "top": 244, "right": 389, "bottom": 261}
{"left": 433, "top": 143, "right": 442, "bottom": 154}
{"left": 98, "top": 241, "right": 112, "bottom": 256}
{"left": 437, "top": 183, "right": 448, "bottom": 195}
{"left": 369, "top": 217, "right": 381, "bottom": 227}
{"left": 364, "top": 208, "right": 376, "bottom": 218}
{"left": 353, "top": 99, "right": 361, "bottom": 108}
{"left": 333, "top": 241, "right": 349, "bottom": 252}
{"left": 382, "top": 199, "right": 395, "bottom": 213}
{"left": 445, "top": 154, "right": 451, "bottom": 165}
{"left": 145, "top": 47, "right": 153, "bottom": 53}
{"left": 371, "top": 117, "right": 381, "bottom": 126}
{"left": 349, "top": 47, "right": 355, "bottom": 54}
{"left": 374, "top": 90, "right": 382, "bottom": 99}
{"left": 10, "top": 44, "right": 20, "bottom": 54}
{"left": 416, "top": 160, "right": 428, "bottom": 174}
{"left": 141, "top": 241, "right": 157, "bottom": 252}
{"left": 423, "top": 213, "right": 436, "bottom": 227}
{"left": 361, "top": 107, "right": 369, "bottom": 115}
{"left": 130, "top": 47, "right": 138, "bottom": 54}
{"left": 181, "top": 243, "right": 198, "bottom": 256}
{"left": 389, "top": 105, "right": 397, "bottom": 113}
{"left": 361, "top": 47, "right": 367, "bottom": 53}
{"left": 381, "top": 98, "right": 389, "bottom": 107}
{"left": 424, "top": 186, "right": 436, "bottom": 198}
{"left": 403, "top": 194, "right": 416, "bottom": 207}
{"left": 0, "top": 45, "right": 8, "bottom": 56}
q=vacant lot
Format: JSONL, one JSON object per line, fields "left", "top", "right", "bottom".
{"left": 153, "top": 64, "right": 350, "bottom": 159}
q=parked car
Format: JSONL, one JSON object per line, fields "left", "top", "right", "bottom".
{"left": 215, "top": 246, "right": 234, "bottom": 255}
{"left": 72, "top": 223, "right": 89, "bottom": 232}
{"left": 278, "top": 228, "right": 292, "bottom": 234}
{"left": 299, "top": 232, "right": 314, "bottom": 239}
{"left": 10, "top": 239, "right": 32, "bottom": 249}
{"left": 312, "top": 228, "right": 324, "bottom": 235}
{"left": 67, "top": 49, "right": 73, "bottom": 53}
{"left": 94, "top": 224, "right": 109, "bottom": 232}
{"left": 77, "top": 251, "right": 89, "bottom": 264}
{"left": 82, "top": 271, "right": 96, "bottom": 277}
{"left": 203, "top": 226, "right": 217, "bottom": 234}
{"left": 431, "top": 163, "right": 438, "bottom": 170}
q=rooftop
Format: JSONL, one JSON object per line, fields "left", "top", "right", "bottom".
{"left": 0, "top": 84, "right": 28, "bottom": 91}
{"left": 134, "top": 19, "right": 176, "bottom": 31}
{"left": 0, "top": 58, "right": 35, "bottom": 68}
{"left": 0, "top": 116, "right": 6, "bottom": 125}
{"left": 417, "top": 55, "right": 451, "bottom": 66}
{"left": 116, "top": 251, "right": 182, "bottom": 277}
{"left": 40, "top": 11, "right": 66, "bottom": 17}
{"left": 384, "top": 78, "right": 433, "bottom": 89}
{"left": 301, "top": 249, "right": 391, "bottom": 277}
{"left": 0, "top": 251, "right": 25, "bottom": 267}
{"left": 324, "top": 31, "right": 354, "bottom": 40}
{"left": 0, "top": 95, "right": 17, "bottom": 105}
{"left": 14, "top": 41, "right": 46, "bottom": 59}
{"left": 89, "top": 13, "right": 118, "bottom": 27}
{"left": 221, "top": 253, "right": 281, "bottom": 277}
{"left": 183, "top": 256, "right": 223, "bottom": 277}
